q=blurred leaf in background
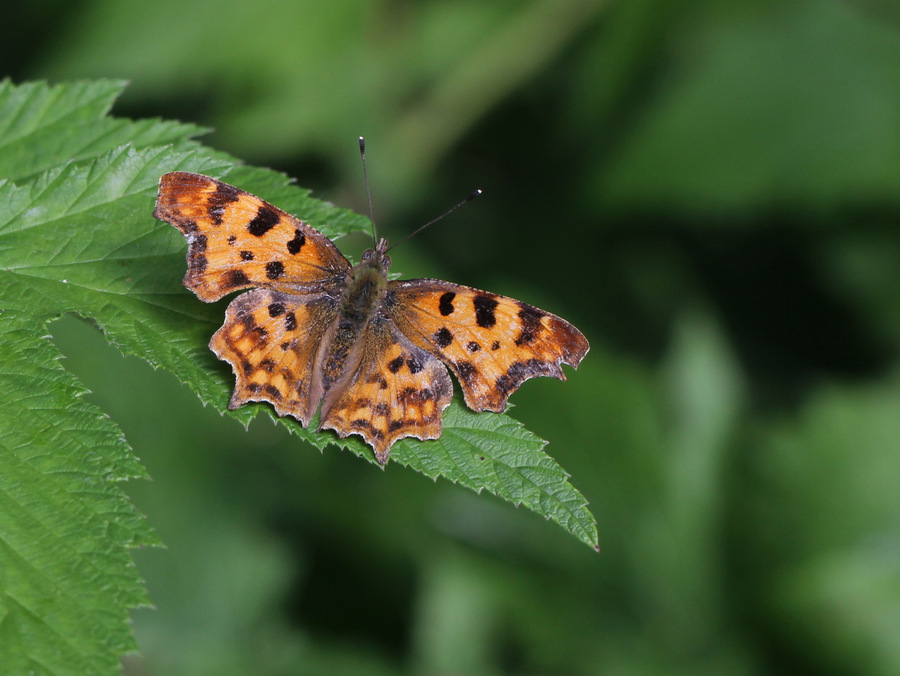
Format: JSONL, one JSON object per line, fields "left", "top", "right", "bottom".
{"left": 4, "top": 0, "right": 900, "bottom": 673}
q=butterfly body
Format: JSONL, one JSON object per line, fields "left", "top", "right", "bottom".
{"left": 317, "top": 240, "right": 393, "bottom": 413}
{"left": 155, "top": 171, "right": 588, "bottom": 464}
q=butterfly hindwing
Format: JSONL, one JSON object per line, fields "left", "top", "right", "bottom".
{"left": 388, "top": 280, "right": 589, "bottom": 413}
{"left": 319, "top": 319, "right": 453, "bottom": 463}
{"left": 154, "top": 172, "right": 350, "bottom": 302}
{"left": 209, "top": 288, "right": 339, "bottom": 426}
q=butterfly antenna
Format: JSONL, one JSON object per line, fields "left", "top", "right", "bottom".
{"left": 359, "top": 137, "right": 378, "bottom": 247}
{"left": 386, "top": 188, "right": 483, "bottom": 253}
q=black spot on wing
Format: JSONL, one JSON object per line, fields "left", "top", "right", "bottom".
{"left": 434, "top": 327, "right": 453, "bottom": 348}
{"left": 284, "top": 311, "right": 297, "bottom": 331}
{"left": 266, "top": 261, "right": 285, "bottom": 279}
{"left": 240, "top": 250, "right": 254, "bottom": 261}
{"left": 286, "top": 229, "right": 306, "bottom": 255}
{"left": 209, "top": 206, "right": 225, "bottom": 225}
{"left": 473, "top": 294, "right": 498, "bottom": 328}
{"left": 387, "top": 356, "right": 404, "bottom": 373}
{"left": 208, "top": 182, "right": 240, "bottom": 225}
{"left": 248, "top": 206, "right": 280, "bottom": 236}
{"left": 268, "top": 302, "right": 286, "bottom": 317}
{"left": 439, "top": 292, "right": 456, "bottom": 316}
{"left": 223, "top": 269, "right": 250, "bottom": 288}
{"left": 466, "top": 341, "right": 481, "bottom": 353}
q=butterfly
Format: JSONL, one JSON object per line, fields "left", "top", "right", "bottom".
{"left": 154, "top": 170, "right": 589, "bottom": 464}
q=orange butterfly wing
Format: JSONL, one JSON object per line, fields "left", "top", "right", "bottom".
{"left": 317, "top": 320, "right": 453, "bottom": 464}
{"left": 388, "top": 280, "right": 589, "bottom": 413}
{"left": 153, "top": 172, "right": 349, "bottom": 302}
{"left": 208, "top": 288, "right": 339, "bottom": 426}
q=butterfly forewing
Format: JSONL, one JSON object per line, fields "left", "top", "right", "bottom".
{"left": 387, "top": 280, "right": 589, "bottom": 413}
{"left": 154, "top": 172, "right": 350, "bottom": 302}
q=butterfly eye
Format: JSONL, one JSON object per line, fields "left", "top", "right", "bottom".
{"left": 381, "top": 255, "right": 391, "bottom": 267}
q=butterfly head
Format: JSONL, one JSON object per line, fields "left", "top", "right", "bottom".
{"left": 360, "top": 237, "right": 392, "bottom": 272}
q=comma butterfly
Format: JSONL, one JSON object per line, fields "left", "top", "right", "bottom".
{"left": 154, "top": 164, "right": 589, "bottom": 464}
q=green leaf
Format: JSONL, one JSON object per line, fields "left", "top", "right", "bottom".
{"left": 0, "top": 79, "right": 211, "bottom": 183}
{"left": 0, "top": 310, "right": 156, "bottom": 673}
{"left": 393, "top": 405, "right": 598, "bottom": 549}
{"left": 0, "top": 77, "right": 597, "bottom": 668}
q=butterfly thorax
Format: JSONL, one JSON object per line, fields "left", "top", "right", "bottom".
{"left": 338, "top": 238, "right": 391, "bottom": 323}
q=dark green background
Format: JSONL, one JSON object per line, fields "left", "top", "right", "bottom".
{"left": 6, "top": 0, "right": 900, "bottom": 674}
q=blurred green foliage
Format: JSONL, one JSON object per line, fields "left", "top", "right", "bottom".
{"left": 6, "top": 0, "right": 900, "bottom": 673}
